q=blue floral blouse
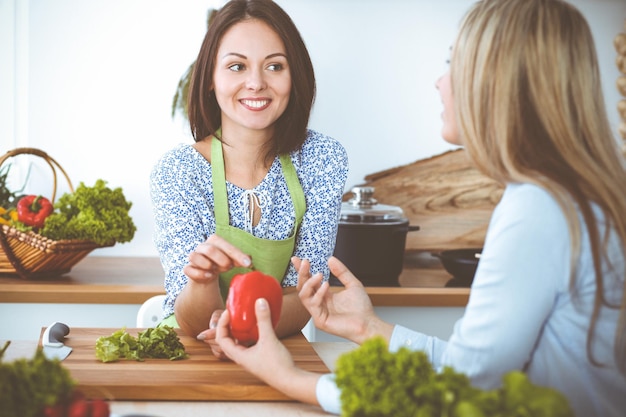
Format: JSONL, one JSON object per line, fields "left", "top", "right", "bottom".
{"left": 150, "top": 130, "right": 349, "bottom": 317}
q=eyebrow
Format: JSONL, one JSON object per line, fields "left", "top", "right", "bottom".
{"left": 221, "top": 52, "right": 287, "bottom": 60}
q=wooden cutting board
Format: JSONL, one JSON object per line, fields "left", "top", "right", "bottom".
{"left": 42, "top": 327, "right": 329, "bottom": 401}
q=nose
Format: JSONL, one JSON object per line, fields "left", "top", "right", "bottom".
{"left": 245, "top": 68, "right": 266, "bottom": 92}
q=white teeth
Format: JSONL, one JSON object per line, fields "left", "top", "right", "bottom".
{"left": 241, "top": 99, "right": 269, "bottom": 108}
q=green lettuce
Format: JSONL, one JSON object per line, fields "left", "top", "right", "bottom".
{"left": 0, "top": 341, "right": 75, "bottom": 417}
{"left": 95, "top": 326, "right": 188, "bottom": 363}
{"left": 41, "top": 179, "right": 136, "bottom": 245}
{"left": 334, "top": 337, "right": 573, "bottom": 417}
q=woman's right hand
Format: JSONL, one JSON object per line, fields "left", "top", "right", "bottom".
{"left": 294, "top": 256, "right": 394, "bottom": 345}
{"left": 176, "top": 235, "right": 251, "bottom": 341}
{"left": 183, "top": 234, "right": 252, "bottom": 283}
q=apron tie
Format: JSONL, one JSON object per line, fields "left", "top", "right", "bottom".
{"left": 240, "top": 189, "right": 268, "bottom": 235}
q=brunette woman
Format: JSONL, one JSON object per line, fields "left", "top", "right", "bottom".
{"left": 151, "top": 0, "right": 348, "bottom": 357}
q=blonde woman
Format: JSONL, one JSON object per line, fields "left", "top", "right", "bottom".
{"left": 216, "top": 0, "right": 626, "bottom": 415}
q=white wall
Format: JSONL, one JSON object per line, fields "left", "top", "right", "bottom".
{"left": 2, "top": 0, "right": 625, "bottom": 258}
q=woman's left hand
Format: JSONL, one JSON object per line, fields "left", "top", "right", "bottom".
{"left": 216, "top": 297, "right": 325, "bottom": 405}
{"left": 216, "top": 298, "right": 295, "bottom": 380}
{"left": 196, "top": 309, "right": 228, "bottom": 359}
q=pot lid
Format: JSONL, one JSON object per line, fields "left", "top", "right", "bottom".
{"left": 340, "top": 186, "right": 407, "bottom": 223}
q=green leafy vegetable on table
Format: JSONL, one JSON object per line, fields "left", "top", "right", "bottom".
{"left": 334, "top": 337, "right": 573, "bottom": 417}
{"left": 95, "top": 325, "right": 188, "bottom": 363}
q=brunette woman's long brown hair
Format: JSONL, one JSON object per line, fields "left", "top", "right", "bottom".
{"left": 451, "top": 0, "right": 626, "bottom": 374}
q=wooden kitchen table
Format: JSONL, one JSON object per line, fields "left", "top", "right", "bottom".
{"left": 2, "top": 336, "right": 358, "bottom": 417}
{"left": 0, "top": 254, "right": 470, "bottom": 307}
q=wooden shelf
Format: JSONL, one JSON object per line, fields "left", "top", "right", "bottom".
{"left": 0, "top": 254, "right": 470, "bottom": 307}
{"left": 0, "top": 257, "right": 165, "bottom": 304}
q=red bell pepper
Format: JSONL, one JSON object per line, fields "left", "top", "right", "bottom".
{"left": 226, "top": 270, "right": 283, "bottom": 344}
{"left": 16, "top": 195, "right": 54, "bottom": 229}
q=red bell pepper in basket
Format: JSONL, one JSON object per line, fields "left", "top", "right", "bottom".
{"left": 226, "top": 270, "right": 283, "bottom": 345}
{"left": 16, "top": 195, "right": 54, "bottom": 229}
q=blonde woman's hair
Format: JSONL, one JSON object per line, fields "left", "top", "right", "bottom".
{"left": 451, "top": 0, "right": 626, "bottom": 374}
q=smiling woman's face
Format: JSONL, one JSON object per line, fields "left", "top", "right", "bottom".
{"left": 436, "top": 68, "right": 462, "bottom": 146}
{"left": 212, "top": 18, "right": 292, "bottom": 136}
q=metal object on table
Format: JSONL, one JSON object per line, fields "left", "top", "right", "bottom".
{"left": 42, "top": 321, "right": 72, "bottom": 361}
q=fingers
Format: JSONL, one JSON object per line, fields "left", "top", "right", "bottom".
{"left": 196, "top": 327, "right": 228, "bottom": 360}
{"left": 293, "top": 257, "right": 312, "bottom": 291}
{"left": 208, "top": 338, "right": 228, "bottom": 360}
{"left": 186, "top": 235, "right": 252, "bottom": 280}
{"left": 298, "top": 271, "right": 325, "bottom": 300}
{"left": 198, "top": 309, "right": 224, "bottom": 342}
{"left": 215, "top": 309, "right": 237, "bottom": 352}
{"left": 328, "top": 256, "right": 362, "bottom": 288}
{"left": 209, "top": 309, "right": 223, "bottom": 329}
{"left": 254, "top": 298, "right": 277, "bottom": 339}
{"left": 215, "top": 298, "right": 279, "bottom": 363}
{"left": 294, "top": 257, "right": 329, "bottom": 312}
{"left": 291, "top": 256, "right": 302, "bottom": 271}
{"left": 204, "top": 235, "right": 252, "bottom": 268}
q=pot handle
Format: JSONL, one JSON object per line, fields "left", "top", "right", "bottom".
{"left": 408, "top": 225, "right": 420, "bottom": 232}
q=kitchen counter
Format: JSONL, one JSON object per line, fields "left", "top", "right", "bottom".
{"left": 0, "top": 253, "right": 470, "bottom": 307}
{"left": 1, "top": 337, "right": 358, "bottom": 417}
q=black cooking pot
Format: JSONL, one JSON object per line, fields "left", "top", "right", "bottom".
{"left": 331, "top": 187, "right": 419, "bottom": 286}
{"left": 432, "top": 248, "right": 482, "bottom": 283}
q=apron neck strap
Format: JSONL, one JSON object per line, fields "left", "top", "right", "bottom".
{"left": 279, "top": 153, "right": 306, "bottom": 225}
{"left": 210, "top": 134, "right": 229, "bottom": 225}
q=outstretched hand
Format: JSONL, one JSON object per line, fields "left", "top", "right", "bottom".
{"left": 294, "top": 256, "right": 394, "bottom": 345}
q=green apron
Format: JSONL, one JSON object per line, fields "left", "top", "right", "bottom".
{"left": 160, "top": 136, "right": 306, "bottom": 327}
{"left": 211, "top": 136, "right": 307, "bottom": 300}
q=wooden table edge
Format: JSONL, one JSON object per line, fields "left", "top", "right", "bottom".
{"left": 0, "top": 284, "right": 165, "bottom": 304}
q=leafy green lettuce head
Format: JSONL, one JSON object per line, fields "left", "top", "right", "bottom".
{"left": 42, "top": 179, "right": 136, "bottom": 245}
{"left": 334, "top": 337, "right": 573, "bottom": 417}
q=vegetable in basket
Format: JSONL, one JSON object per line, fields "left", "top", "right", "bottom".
{"left": 16, "top": 195, "right": 54, "bottom": 229}
{"left": 41, "top": 179, "right": 136, "bottom": 245}
{"left": 0, "top": 207, "right": 18, "bottom": 226}
{"left": 0, "top": 165, "right": 23, "bottom": 210}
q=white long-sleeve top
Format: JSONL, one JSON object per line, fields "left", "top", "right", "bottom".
{"left": 317, "top": 183, "right": 626, "bottom": 416}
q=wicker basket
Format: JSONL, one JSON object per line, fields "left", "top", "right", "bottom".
{"left": 0, "top": 148, "right": 113, "bottom": 279}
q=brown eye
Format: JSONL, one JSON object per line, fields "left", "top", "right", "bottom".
{"left": 228, "top": 63, "right": 244, "bottom": 72}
